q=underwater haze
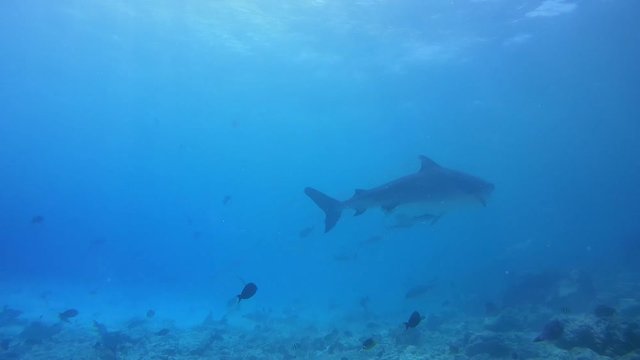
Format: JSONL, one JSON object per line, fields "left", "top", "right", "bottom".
{"left": 1, "top": 0, "right": 640, "bottom": 359}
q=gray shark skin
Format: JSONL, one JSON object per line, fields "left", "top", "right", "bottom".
{"left": 305, "top": 155, "right": 494, "bottom": 232}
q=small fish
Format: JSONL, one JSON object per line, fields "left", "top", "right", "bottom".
{"left": 485, "top": 301, "right": 499, "bottom": 316}
{"left": 533, "top": 319, "right": 564, "bottom": 342}
{"left": 298, "top": 226, "right": 314, "bottom": 238}
{"left": 93, "top": 320, "right": 108, "bottom": 335}
{"left": 359, "top": 296, "right": 370, "bottom": 309}
{"left": 1, "top": 306, "right": 23, "bottom": 322}
{"left": 333, "top": 253, "right": 357, "bottom": 262}
{"left": 222, "top": 195, "right": 232, "bottom": 205}
{"left": 360, "top": 235, "right": 383, "bottom": 246}
{"left": 405, "top": 283, "right": 436, "bottom": 299}
{"left": 146, "top": 310, "right": 156, "bottom": 318}
{"left": 58, "top": 309, "right": 78, "bottom": 322}
{"left": 31, "top": 215, "right": 44, "bottom": 224}
{"left": 126, "top": 318, "right": 145, "bottom": 329}
{"left": 362, "top": 337, "right": 377, "bottom": 350}
{"left": 593, "top": 305, "right": 616, "bottom": 318}
{"left": 404, "top": 311, "right": 424, "bottom": 330}
{"left": 155, "top": 328, "right": 170, "bottom": 336}
{"left": 390, "top": 213, "right": 443, "bottom": 229}
{"left": 237, "top": 282, "right": 257, "bottom": 303}
{"left": 89, "top": 237, "right": 107, "bottom": 249}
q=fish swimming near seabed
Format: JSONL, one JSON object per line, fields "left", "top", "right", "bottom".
{"left": 534, "top": 319, "right": 564, "bottom": 342}
{"left": 298, "top": 226, "right": 314, "bottom": 238}
{"left": 362, "top": 337, "right": 377, "bottom": 350}
{"left": 405, "top": 283, "right": 436, "bottom": 299}
{"left": 0, "top": 306, "right": 23, "bottom": 326}
{"left": 237, "top": 282, "right": 258, "bottom": 303}
{"left": 405, "top": 311, "right": 424, "bottom": 330}
{"left": 58, "top": 309, "right": 78, "bottom": 322}
{"left": 305, "top": 155, "right": 494, "bottom": 232}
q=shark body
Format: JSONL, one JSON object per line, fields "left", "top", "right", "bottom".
{"left": 305, "top": 155, "right": 494, "bottom": 232}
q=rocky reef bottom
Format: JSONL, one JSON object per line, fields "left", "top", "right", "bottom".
{"left": 2, "top": 300, "right": 640, "bottom": 360}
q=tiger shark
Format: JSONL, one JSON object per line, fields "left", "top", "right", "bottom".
{"left": 305, "top": 155, "right": 494, "bottom": 232}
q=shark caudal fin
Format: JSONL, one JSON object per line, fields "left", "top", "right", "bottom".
{"left": 304, "top": 187, "right": 342, "bottom": 232}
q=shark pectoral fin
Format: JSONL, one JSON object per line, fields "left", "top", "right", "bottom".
{"left": 431, "top": 213, "right": 444, "bottom": 225}
{"left": 414, "top": 213, "right": 439, "bottom": 225}
{"left": 354, "top": 208, "right": 367, "bottom": 216}
{"left": 382, "top": 204, "right": 397, "bottom": 214}
{"left": 475, "top": 195, "right": 487, "bottom": 207}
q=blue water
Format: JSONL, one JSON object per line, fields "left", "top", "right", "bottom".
{"left": 1, "top": 0, "right": 639, "bottom": 358}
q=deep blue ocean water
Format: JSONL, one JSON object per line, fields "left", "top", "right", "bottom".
{"left": 1, "top": 1, "right": 639, "bottom": 359}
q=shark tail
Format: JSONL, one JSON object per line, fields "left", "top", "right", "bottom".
{"left": 304, "top": 187, "right": 342, "bottom": 232}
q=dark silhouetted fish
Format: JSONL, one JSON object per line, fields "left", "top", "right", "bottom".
{"left": 146, "top": 310, "right": 155, "bottom": 318}
{"left": 405, "top": 311, "right": 424, "bottom": 330}
{"left": 533, "top": 319, "right": 564, "bottom": 342}
{"left": 390, "top": 213, "right": 443, "bottom": 229}
{"left": 93, "top": 320, "right": 135, "bottom": 353}
{"left": 126, "top": 318, "right": 145, "bottom": 329}
{"left": 405, "top": 283, "right": 436, "bottom": 299}
{"left": 333, "top": 252, "right": 357, "bottom": 262}
{"left": 362, "top": 337, "right": 377, "bottom": 350}
{"left": 0, "top": 306, "right": 23, "bottom": 326}
{"left": 58, "top": 309, "right": 78, "bottom": 322}
{"left": 237, "top": 282, "right": 257, "bottom": 303}
{"left": 359, "top": 296, "right": 370, "bottom": 310}
{"left": 485, "top": 301, "right": 500, "bottom": 316}
{"left": 31, "top": 215, "right": 44, "bottom": 224}
{"left": 243, "top": 310, "right": 270, "bottom": 323}
{"left": 298, "top": 226, "right": 314, "bottom": 238}
{"left": 222, "top": 195, "right": 232, "bottom": 205}
{"left": 593, "top": 305, "right": 616, "bottom": 318}
{"left": 93, "top": 320, "right": 108, "bottom": 334}
{"left": 155, "top": 328, "right": 170, "bottom": 336}
{"left": 359, "top": 235, "right": 383, "bottom": 247}
{"left": 305, "top": 156, "right": 493, "bottom": 232}
{"left": 88, "top": 237, "right": 107, "bottom": 250}
{"left": 20, "top": 321, "right": 62, "bottom": 345}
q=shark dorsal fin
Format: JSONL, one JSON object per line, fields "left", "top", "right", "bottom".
{"left": 354, "top": 189, "right": 366, "bottom": 196}
{"left": 419, "top": 155, "right": 440, "bottom": 172}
